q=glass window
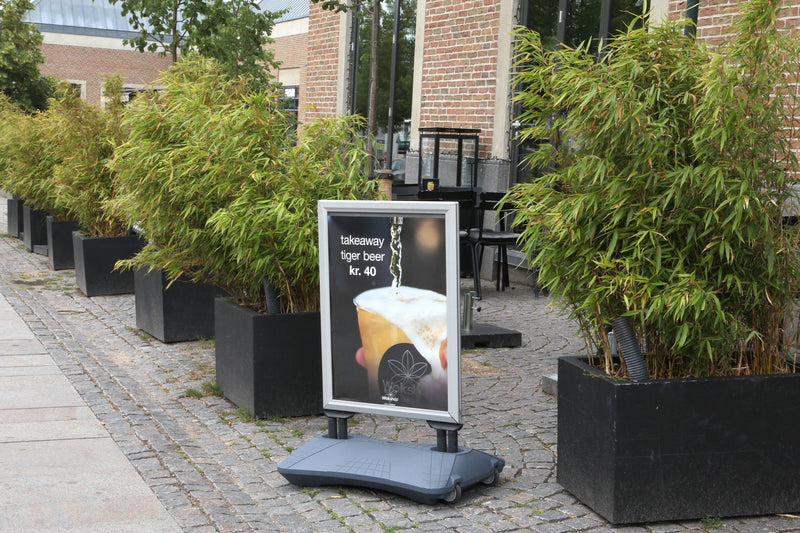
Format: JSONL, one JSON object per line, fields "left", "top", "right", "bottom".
{"left": 512, "top": 0, "right": 644, "bottom": 184}
{"left": 525, "top": 1, "right": 560, "bottom": 51}
{"left": 610, "top": 0, "right": 645, "bottom": 36}
{"left": 564, "top": 0, "right": 603, "bottom": 54}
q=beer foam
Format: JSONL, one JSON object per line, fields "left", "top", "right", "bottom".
{"left": 354, "top": 286, "right": 447, "bottom": 369}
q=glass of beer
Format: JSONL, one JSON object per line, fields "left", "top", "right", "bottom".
{"left": 353, "top": 286, "right": 448, "bottom": 404}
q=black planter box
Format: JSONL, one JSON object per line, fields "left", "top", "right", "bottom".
{"left": 135, "top": 267, "right": 226, "bottom": 343}
{"left": 73, "top": 232, "right": 144, "bottom": 297}
{"left": 215, "top": 298, "right": 323, "bottom": 418}
{"left": 22, "top": 205, "right": 48, "bottom": 254}
{"left": 7, "top": 196, "right": 24, "bottom": 238}
{"left": 46, "top": 217, "right": 81, "bottom": 270}
{"left": 557, "top": 355, "right": 800, "bottom": 524}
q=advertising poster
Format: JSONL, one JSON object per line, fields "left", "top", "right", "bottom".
{"left": 318, "top": 200, "right": 461, "bottom": 424}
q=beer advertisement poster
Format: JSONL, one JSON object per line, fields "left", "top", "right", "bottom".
{"left": 318, "top": 200, "right": 461, "bottom": 424}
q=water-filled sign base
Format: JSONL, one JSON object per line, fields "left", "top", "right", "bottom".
{"left": 278, "top": 432, "right": 504, "bottom": 504}
{"left": 461, "top": 323, "right": 522, "bottom": 349}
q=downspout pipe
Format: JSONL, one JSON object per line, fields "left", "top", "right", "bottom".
{"left": 611, "top": 316, "right": 649, "bottom": 382}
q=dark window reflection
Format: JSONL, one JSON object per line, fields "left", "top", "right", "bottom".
{"left": 565, "top": 0, "right": 603, "bottom": 54}
{"left": 526, "top": 1, "right": 559, "bottom": 52}
{"left": 611, "top": 0, "right": 645, "bottom": 35}
{"left": 514, "top": 0, "right": 645, "bottom": 185}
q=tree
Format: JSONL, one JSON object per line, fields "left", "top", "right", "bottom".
{"left": 103, "top": 0, "right": 204, "bottom": 62}
{"left": 0, "top": 0, "right": 54, "bottom": 111}
{"left": 102, "top": 0, "right": 280, "bottom": 86}
{"left": 313, "top": 0, "right": 383, "bottom": 179}
{"left": 353, "top": 0, "right": 414, "bottom": 136}
{"left": 188, "top": 0, "right": 282, "bottom": 90}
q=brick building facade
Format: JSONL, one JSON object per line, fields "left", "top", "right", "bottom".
{"left": 305, "top": 3, "right": 344, "bottom": 120}
{"left": 38, "top": 38, "right": 173, "bottom": 104}
{"left": 29, "top": 0, "right": 308, "bottom": 110}
{"left": 302, "top": 0, "right": 800, "bottom": 191}
{"left": 671, "top": 0, "right": 800, "bottom": 160}
{"left": 670, "top": 0, "right": 800, "bottom": 43}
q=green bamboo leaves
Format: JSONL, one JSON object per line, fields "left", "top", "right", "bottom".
{"left": 0, "top": 78, "right": 128, "bottom": 235}
{"left": 509, "top": 0, "right": 800, "bottom": 378}
{"left": 110, "top": 55, "right": 377, "bottom": 313}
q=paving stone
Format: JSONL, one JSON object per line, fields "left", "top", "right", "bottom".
{"left": 0, "top": 209, "right": 797, "bottom": 533}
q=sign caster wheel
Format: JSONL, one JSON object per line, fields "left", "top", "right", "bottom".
{"left": 442, "top": 483, "right": 461, "bottom": 504}
{"left": 480, "top": 466, "right": 501, "bottom": 486}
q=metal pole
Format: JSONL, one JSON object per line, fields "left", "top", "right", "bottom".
{"left": 684, "top": 0, "right": 699, "bottom": 39}
{"left": 386, "top": 0, "right": 402, "bottom": 169}
{"left": 349, "top": 0, "right": 361, "bottom": 116}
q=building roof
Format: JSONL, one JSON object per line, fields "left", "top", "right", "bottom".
{"left": 28, "top": 0, "right": 139, "bottom": 39}
{"left": 260, "top": 0, "right": 309, "bottom": 22}
{"left": 27, "top": 0, "right": 309, "bottom": 38}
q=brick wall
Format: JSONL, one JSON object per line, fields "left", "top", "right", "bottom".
{"left": 40, "top": 42, "right": 172, "bottom": 104}
{"left": 670, "top": 0, "right": 800, "bottom": 42}
{"left": 271, "top": 32, "right": 309, "bottom": 125}
{"left": 418, "top": 0, "right": 501, "bottom": 158}
{"left": 305, "top": 3, "right": 342, "bottom": 121}
{"left": 670, "top": 0, "right": 800, "bottom": 159}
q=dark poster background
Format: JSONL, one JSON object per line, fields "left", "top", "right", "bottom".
{"left": 327, "top": 214, "right": 447, "bottom": 407}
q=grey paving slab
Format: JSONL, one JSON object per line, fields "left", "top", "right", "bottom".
{"left": 0, "top": 406, "right": 108, "bottom": 442}
{"left": 0, "top": 314, "right": 36, "bottom": 339}
{"left": 0, "top": 353, "right": 56, "bottom": 367}
{"left": 0, "top": 373, "right": 85, "bottom": 409}
{"left": 0, "top": 338, "right": 48, "bottom": 354}
{"left": 0, "top": 237, "right": 182, "bottom": 532}
{"left": 0, "top": 438, "right": 179, "bottom": 533}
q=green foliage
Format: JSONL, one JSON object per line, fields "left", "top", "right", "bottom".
{"left": 43, "top": 77, "right": 129, "bottom": 235}
{"left": 311, "top": 0, "right": 351, "bottom": 13}
{"left": 509, "top": 0, "right": 800, "bottom": 378}
{"left": 202, "top": 381, "right": 223, "bottom": 396}
{"left": 102, "top": 0, "right": 281, "bottom": 85}
{"left": 0, "top": 95, "right": 58, "bottom": 207}
{"left": 187, "top": 0, "right": 282, "bottom": 90}
{"left": 112, "top": 55, "right": 375, "bottom": 312}
{"left": 102, "top": 0, "right": 205, "bottom": 61}
{"left": 0, "top": 79, "right": 128, "bottom": 233}
{"left": 208, "top": 114, "right": 378, "bottom": 313}
{"left": 110, "top": 55, "right": 291, "bottom": 299}
{"left": 0, "top": 0, "right": 54, "bottom": 111}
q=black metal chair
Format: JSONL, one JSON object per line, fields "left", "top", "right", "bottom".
{"left": 467, "top": 191, "right": 521, "bottom": 300}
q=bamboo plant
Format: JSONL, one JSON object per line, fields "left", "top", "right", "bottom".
{"left": 45, "top": 77, "right": 129, "bottom": 235}
{"left": 508, "top": 0, "right": 800, "bottom": 379}
{"left": 110, "top": 54, "right": 377, "bottom": 313}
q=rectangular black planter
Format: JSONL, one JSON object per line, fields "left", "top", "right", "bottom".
{"left": 557, "top": 356, "right": 800, "bottom": 524}
{"left": 73, "top": 232, "right": 145, "bottom": 297}
{"left": 215, "top": 298, "right": 323, "bottom": 418}
{"left": 7, "top": 196, "right": 24, "bottom": 238}
{"left": 22, "top": 204, "right": 49, "bottom": 254}
{"left": 135, "top": 266, "right": 226, "bottom": 343}
{"left": 46, "top": 217, "right": 81, "bottom": 270}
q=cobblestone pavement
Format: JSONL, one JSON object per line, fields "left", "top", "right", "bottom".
{"left": 1, "top": 214, "right": 800, "bottom": 531}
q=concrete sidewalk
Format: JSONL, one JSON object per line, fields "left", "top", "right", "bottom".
{"left": 0, "top": 291, "right": 180, "bottom": 532}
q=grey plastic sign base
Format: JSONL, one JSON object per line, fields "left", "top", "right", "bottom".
{"left": 278, "top": 433, "right": 505, "bottom": 504}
